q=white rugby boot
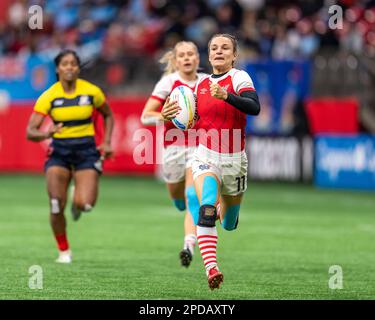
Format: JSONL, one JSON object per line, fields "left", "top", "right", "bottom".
{"left": 55, "top": 249, "right": 72, "bottom": 264}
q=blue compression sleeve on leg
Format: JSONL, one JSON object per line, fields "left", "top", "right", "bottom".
{"left": 201, "top": 176, "right": 218, "bottom": 206}
{"left": 186, "top": 186, "right": 200, "bottom": 225}
{"left": 222, "top": 205, "right": 240, "bottom": 231}
{"left": 173, "top": 199, "right": 186, "bottom": 211}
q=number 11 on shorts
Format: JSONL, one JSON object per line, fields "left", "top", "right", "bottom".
{"left": 236, "top": 176, "right": 246, "bottom": 192}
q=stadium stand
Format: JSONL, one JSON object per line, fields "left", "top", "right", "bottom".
{"left": 0, "top": 0, "right": 374, "bottom": 97}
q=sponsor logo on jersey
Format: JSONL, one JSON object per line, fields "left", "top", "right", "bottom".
{"left": 200, "top": 88, "right": 208, "bottom": 95}
{"left": 53, "top": 99, "right": 64, "bottom": 107}
{"left": 222, "top": 84, "right": 230, "bottom": 91}
{"left": 79, "top": 95, "right": 90, "bottom": 106}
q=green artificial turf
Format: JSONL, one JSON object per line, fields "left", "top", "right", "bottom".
{"left": 0, "top": 175, "right": 374, "bottom": 300}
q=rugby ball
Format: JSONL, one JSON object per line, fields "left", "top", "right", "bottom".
{"left": 169, "top": 85, "right": 197, "bottom": 131}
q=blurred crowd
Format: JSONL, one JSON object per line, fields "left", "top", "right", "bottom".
{"left": 1, "top": 0, "right": 374, "bottom": 130}
{"left": 0, "top": 0, "right": 374, "bottom": 79}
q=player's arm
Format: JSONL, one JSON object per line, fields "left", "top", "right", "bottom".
{"left": 141, "top": 97, "right": 180, "bottom": 123}
{"left": 141, "top": 98, "right": 164, "bottom": 125}
{"left": 210, "top": 83, "right": 260, "bottom": 115}
{"left": 210, "top": 71, "right": 261, "bottom": 116}
{"left": 26, "top": 113, "right": 63, "bottom": 142}
{"left": 224, "top": 90, "right": 260, "bottom": 115}
{"left": 142, "top": 75, "right": 181, "bottom": 124}
{"left": 96, "top": 102, "right": 114, "bottom": 159}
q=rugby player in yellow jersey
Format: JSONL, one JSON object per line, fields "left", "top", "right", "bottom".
{"left": 26, "top": 50, "right": 114, "bottom": 263}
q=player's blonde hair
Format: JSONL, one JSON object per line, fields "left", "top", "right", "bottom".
{"left": 159, "top": 41, "right": 199, "bottom": 75}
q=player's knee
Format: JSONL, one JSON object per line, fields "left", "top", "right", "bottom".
{"left": 173, "top": 199, "right": 186, "bottom": 211}
{"left": 222, "top": 205, "right": 240, "bottom": 231}
{"left": 201, "top": 176, "right": 218, "bottom": 206}
{"left": 198, "top": 205, "right": 217, "bottom": 227}
{"left": 50, "top": 198, "right": 63, "bottom": 214}
{"left": 185, "top": 186, "right": 199, "bottom": 225}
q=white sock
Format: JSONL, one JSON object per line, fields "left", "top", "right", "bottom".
{"left": 83, "top": 204, "right": 93, "bottom": 212}
{"left": 184, "top": 234, "right": 197, "bottom": 254}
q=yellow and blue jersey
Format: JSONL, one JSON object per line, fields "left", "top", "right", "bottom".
{"left": 33, "top": 78, "right": 106, "bottom": 139}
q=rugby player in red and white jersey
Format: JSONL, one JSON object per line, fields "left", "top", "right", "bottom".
{"left": 163, "top": 34, "right": 261, "bottom": 289}
{"left": 141, "top": 41, "right": 206, "bottom": 268}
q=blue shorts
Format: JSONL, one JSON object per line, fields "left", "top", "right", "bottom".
{"left": 45, "top": 137, "right": 102, "bottom": 174}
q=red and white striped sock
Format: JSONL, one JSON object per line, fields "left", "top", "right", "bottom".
{"left": 197, "top": 226, "right": 218, "bottom": 274}
{"left": 184, "top": 234, "right": 197, "bottom": 254}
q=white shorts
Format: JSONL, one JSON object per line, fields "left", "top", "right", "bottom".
{"left": 162, "top": 145, "right": 197, "bottom": 183}
{"left": 191, "top": 144, "right": 248, "bottom": 196}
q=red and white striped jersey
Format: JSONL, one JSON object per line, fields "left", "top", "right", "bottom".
{"left": 150, "top": 72, "right": 206, "bottom": 147}
{"left": 195, "top": 68, "right": 255, "bottom": 153}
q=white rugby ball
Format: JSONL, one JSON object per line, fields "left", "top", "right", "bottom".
{"left": 169, "top": 85, "right": 197, "bottom": 131}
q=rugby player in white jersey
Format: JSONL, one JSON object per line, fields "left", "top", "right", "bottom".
{"left": 141, "top": 41, "right": 206, "bottom": 268}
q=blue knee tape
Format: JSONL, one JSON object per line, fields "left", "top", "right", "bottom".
{"left": 186, "top": 186, "right": 200, "bottom": 225}
{"left": 222, "top": 205, "right": 240, "bottom": 231}
{"left": 173, "top": 199, "right": 186, "bottom": 211}
{"left": 202, "top": 176, "right": 218, "bottom": 206}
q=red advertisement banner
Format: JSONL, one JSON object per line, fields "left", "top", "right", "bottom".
{"left": 0, "top": 98, "right": 156, "bottom": 175}
{"left": 305, "top": 98, "right": 359, "bottom": 135}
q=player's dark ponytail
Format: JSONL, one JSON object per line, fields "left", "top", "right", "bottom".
{"left": 54, "top": 49, "right": 81, "bottom": 81}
